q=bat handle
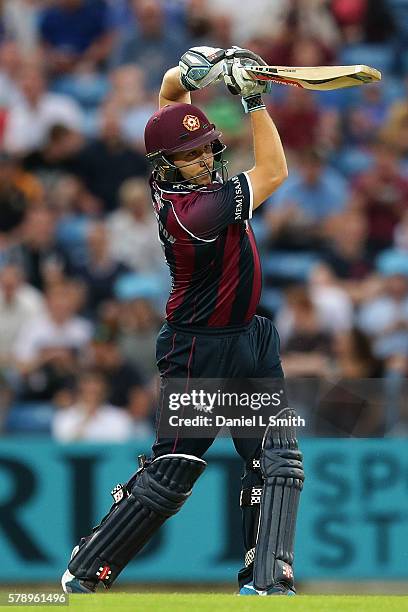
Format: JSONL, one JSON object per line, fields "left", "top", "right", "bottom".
{"left": 223, "top": 58, "right": 240, "bottom": 95}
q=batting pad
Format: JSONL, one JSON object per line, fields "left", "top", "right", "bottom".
{"left": 68, "top": 454, "right": 206, "bottom": 586}
{"left": 253, "top": 411, "right": 304, "bottom": 591}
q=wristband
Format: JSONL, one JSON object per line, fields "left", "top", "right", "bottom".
{"left": 241, "top": 93, "right": 266, "bottom": 114}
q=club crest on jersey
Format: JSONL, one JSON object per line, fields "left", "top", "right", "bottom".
{"left": 183, "top": 115, "right": 200, "bottom": 131}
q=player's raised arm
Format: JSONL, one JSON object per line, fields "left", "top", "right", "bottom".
{"left": 159, "top": 47, "right": 226, "bottom": 108}
{"left": 159, "top": 67, "right": 191, "bottom": 108}
{"left": 223, "top": 48, "right": 288, "bottom": 210}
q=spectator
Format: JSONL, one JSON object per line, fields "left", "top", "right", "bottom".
{"left": 394, "top": 210, "right": 408, "bottom": 251}
{"left": 308, "top": 264, "right": 354, "bottom": 333}
{"left": 39, "top": 0, "right": 113, "bottom": 75}
{"left": 331, "top": 0, "right": 394, "bottom": 43}
{"left": 15, "top": 207, "right": 68, "bottom": 290}
{"left": 0, "top": 151, "right": 43, "bottom": 207}
{"left": 344, "top": 85, "right": 388, "bottom": 149}
{"left": 117, "top": 296, "right": 161, "bottom": 379}
{"left": 2, "top": 0, "right": 43, "bottom": 53}
{"left": 0, "top": 264, "right": 44, "bottom": 363}
{"left": 49, "top": 174, "right": 101, "bottom": 218}
{"left": 23, "top": 124, "right": 84, "bottom": 178}
{"left": 381, "top": 96, "right": 408, "bottom": 158}
{"left": 266, "top": 148, "right": 349, "bottom": 250}
{"left": 3, "top": 62, "right": 84, "bottom": 155}
{"left": 314, "top": 328, "right": 385, "bottom": 437}
{"left": 276, "top": 285, "right": 333, "bottom": 377}
{"left": 19, "top": 345, "right": 79, "bottom": 402}
{"left": 52, "top": 369, "right": 134, "bottom": 442}
{"left": 290, "top": 34, "right": 335, "bottom": 67}
{"left": 352, "top": 141, "right": 408, "bottom": 254}
{"left": 108, "top": 65, "right": 155, "bottom": 148}
{"left": 358, "top": 272, "right": 408, "bottom": 359}
{"left": 0, "top": 159, "right": 28, "bottom": 235}
{"left": 209, "top": 12, "right": 233, "bottom": 49}
{"left": 68, "top": 221, "right": 129, "bottom": 315}
{"left": 0, "top": 41, "right": 23, "bottom": 111}
{"left": 74, "top": 102, "right": 148, "bottom": 211}
{"left": 322, "top": 209, "right": 373, "bottom": 282}
{"left": 13, "top": 281, "right": 92, "bottom": 376}
{"left": 107, "top": 178, "right": 163, "bottom": 273}
{"left": 112, "top": 0, "right": 189, "bottom": 91}
{"left": 184, "top": 0, "right": 215, "bottom": 44}
{"left": 207, "top": 0, "right": 285, "bottom": 44}
{"left": 332, "top": 328, "right": 383, "bottom": 378}
{"left": 268, "top": 88, "right": 321, "bottom": 153}
{"left": 243, "top": 8, "right": 337, "bottom": 69}
{"left": 88, "top": 326, "right": 153, "bottom": 436}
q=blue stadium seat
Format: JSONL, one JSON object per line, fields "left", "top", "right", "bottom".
{"left": 333, "top": 147, "right": 374, "bottom": 178}
{"left": 263, "top": 252, "right": 320, "bottom": 283}
{"left": 260, "top": 287, "right": 284, "bottom": 315}
{"left": 339, "top": 43, "right": 394, "bottom": 75}
{"left": 5, "top": 403, "right": 54, "bottom": 434}
{"left": 51, "top": 74, "right": 110, "bottom": 110}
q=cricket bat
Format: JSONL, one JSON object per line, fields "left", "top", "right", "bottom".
{"left": 240, "top": 64, "right": 381, "bottom": 91}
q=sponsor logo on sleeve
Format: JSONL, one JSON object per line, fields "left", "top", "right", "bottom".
{"left": 232, "top": 175, "right": 244, "bottom": 220}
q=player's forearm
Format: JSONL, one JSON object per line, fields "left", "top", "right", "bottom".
{"left": 245, "top": 106, "right": 288, "bottom": 209}
{"left": 159, "top": 67, "right": 191, "bottom": 108}
{"left": 251, "top": 109, "right": 288, "bottom": 186}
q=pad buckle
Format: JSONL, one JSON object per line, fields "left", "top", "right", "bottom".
{"left": 111, "top": 483, "right": 128, "bottom": 504}
{"left": 251, "top": 487, "right": 262, "bottom": 504}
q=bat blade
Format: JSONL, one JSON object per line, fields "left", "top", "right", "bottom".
{"left": 241, "top": 64, "right": 381, "bottom": 90}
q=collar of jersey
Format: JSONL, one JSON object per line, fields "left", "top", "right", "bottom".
{"left": 157, "top": 179, "right": 223, "bottom": 193}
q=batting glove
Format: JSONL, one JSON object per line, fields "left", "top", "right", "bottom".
{"left": 179, "top": 46, "right": 226, "bottom": 91}
{"left": 223, "top": 46, "right": 271, "bottom": 113}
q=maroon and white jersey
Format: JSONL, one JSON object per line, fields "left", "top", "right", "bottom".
{"left": 149, "top": 172, "right": 261, "bottom": 327}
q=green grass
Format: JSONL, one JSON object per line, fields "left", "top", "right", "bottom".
{"left": 1, "top": 594, "right": 408, "bottom": 612}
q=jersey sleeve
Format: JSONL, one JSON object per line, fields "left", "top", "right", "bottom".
{"left": 174, "top": 172, "right": 254, "bottom": 241}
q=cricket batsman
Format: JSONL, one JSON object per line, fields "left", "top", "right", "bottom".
{"left": 61, "top": 46, "right": 305, "bottom": 596}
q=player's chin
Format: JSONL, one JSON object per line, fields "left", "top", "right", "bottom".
{"left": 195, "top": 172, "right": 213, "bottom": 185}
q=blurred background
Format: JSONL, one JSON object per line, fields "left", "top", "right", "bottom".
{"left": 0, "top": 0, "right": 408, "bottom": 593}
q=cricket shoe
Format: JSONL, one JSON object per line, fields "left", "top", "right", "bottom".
{"left": 239, "top": 581, "right": 296, "bottom": 596}
{"left": 61, "top": 545, "right": 98, "bottom": 594}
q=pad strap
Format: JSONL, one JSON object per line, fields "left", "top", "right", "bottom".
{"left": 240, "top": 486, "right": 262, "bottom": 507}
{"left": 246, "top": 458, "right": 261, "bottom": 471}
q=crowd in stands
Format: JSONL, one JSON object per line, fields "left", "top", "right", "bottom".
{"left": 1, "top": 0, "right": 408, "bottom": 439}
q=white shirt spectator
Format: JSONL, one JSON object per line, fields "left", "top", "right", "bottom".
{"left": 207, "top": 0, "right": 284, "bottom": 42}
{"left": 0, "top": 283, "right": 44, "bottom": 360}
{"left": 358, "top": 295, "right": 408, "bottom": 358}
{"left": 308, "top": 264, "right": 353, "bottom": 333}
{"left": 13, "top": 312, "right": 92, "bottom": 364}
{"left": 4, "top": 93, "right": 83, "bottom": 155}
{"left": 311, "top": 286, "right": 353, "bottom": 333}
{"left": 208, "top": 0, "right": 339, "bottom": 45}
{"left": 52, "top": 403, "right": 134, "bottom": 442}
{"left": 107, "top": 209, "right": 163, "bottom": 272}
